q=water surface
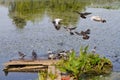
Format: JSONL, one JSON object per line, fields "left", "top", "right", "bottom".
{"left": 0, "top": 0, "right": 120, "bottom": 80}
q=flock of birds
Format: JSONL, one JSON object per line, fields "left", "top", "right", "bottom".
{"left": 18, "top": 49, "right": 75, "bottom": 60}
{"left": 18, "top": 50, "right": 37, "bottom": 60}
{"left": 18, "top": 47, "right": 97, "bottom": 60}
{"left": 18, "top": 11, "right": 103, "bottom": 60}
{"left": 52, "top": 11, "right": 106, "bottom": 40}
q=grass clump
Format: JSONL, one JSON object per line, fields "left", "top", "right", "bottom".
{"left": 56, "top": 46, "right": 113, "bottom": 80}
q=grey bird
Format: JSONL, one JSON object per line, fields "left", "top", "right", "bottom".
{"left": 32, "top": 50, "right": 37, "bottom": 60}
{"left": 91, "top": 46, "right": 96, "bottom": 53}
{"left": 18, "top": 51, "right": 26, "bottom": 60}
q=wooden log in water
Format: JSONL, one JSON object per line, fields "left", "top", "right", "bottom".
{"left": 4, "top": 59, "right": 59, "bottom": 66}
{"left": 3, "top": 65, "right": 47, "bottom": 72}
{"left": 3, "top": 59, "right": 59, "bottom": 72}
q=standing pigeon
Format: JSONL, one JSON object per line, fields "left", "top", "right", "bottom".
{"left": 18, "top": 51, "right": 26, "bottom": 60}
{"left": 47, "top": 49, "right": 56, "bottom": 59}
{"left": 32, "top": 50, "right": 37, "bottom": 60}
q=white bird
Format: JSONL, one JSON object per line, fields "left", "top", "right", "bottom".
{"left": 47, "top": 49, "right": 56, "bottom": 59}
{"left": 52, "top": 18, "right": 62, "bottom": 30}
{"left": 91, "top": 16, "right": 106, "bottom": 23}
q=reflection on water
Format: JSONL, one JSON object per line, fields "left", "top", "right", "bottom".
{"left": 1, "top": 0, "right": 120, "bottom": 28}
{"left": 0, "top": 0, "right": 120, "bottom": 80}
{"left": 12, "top": 16, "right": 26, "bottom": 29}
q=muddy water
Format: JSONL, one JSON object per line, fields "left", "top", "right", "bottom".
{"left": 0, "top": 0, "right": 120, "bottom": 80}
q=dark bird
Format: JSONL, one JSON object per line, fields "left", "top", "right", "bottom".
{"left": 80, "top": 31, "right": 87, "bottom": 36}
{"left": 75, "top": 29, "right": 91, "bottom": 36}
{"left": 64, "top": 26, "right": 77, "bottom": 35}
{"left": 75, "top": 31, "right": 86, "bottom": 36}
{"left": 74, "top": 11, "right": 92, "bottom": 19}
{"left": 18, "top": 51, "right": 26, "bottom": 60}
{"left": 85, "top": 29, "right": 90, "bottom": 34}
{"left": 91, "top": 16, "right": 106, "bottom": 23}
{"left": 74, "top": 31, "right": 82, "bottom": 36}
{"left": 82, "top": 34, "right": 90, "bottom": 40}
{"left": 69, "top": 31, "right": 74, "bottom": 35}
{"left": 32, "top": 50, "right": 37, "bottom": 60}
{"left": 52, "top": 18, "right": 62, "bottom": 30}
{"left": 64, "top": 27, "right": 77, "bottom": 31}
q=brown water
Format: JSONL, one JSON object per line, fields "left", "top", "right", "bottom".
{"left": 0, "top": 0, "right": 120, "bottom": 80}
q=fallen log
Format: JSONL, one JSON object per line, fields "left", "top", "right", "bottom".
{"left": 3, "top": 59, "right": 59, "bottom": 73}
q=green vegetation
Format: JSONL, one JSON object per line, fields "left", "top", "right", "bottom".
{"left": 56, "top": 46, "right": 113, "bottom": 80}
{"left": 38, "top": 46, "right": 112, "bottom": 80}
{"left": 38, "top": 70, "right": 57, "bottom": 80}
{"left": 38, "top": 71, "right": 47, "bottom": 80}
{"left": 48, "top": 71, "right": 58, "bottom": 80}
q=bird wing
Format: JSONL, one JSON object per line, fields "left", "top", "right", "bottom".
{"left": 80, "top": 15, "right": 86, "bottom": 19}
{"left": 83, "top": 12, "right": 92, "bottom": 15}
{"left": 68, "top": 27, "right": 77, "bottom": 30}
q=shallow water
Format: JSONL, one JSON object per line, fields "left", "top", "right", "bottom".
{"left": 0, "top": 0, "right": 120, "bottom": 80}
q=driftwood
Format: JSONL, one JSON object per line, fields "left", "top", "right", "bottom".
{"left": 3, "top": 59, "right": 62, "bottom": 80}
{"left": 3, "top": 59, "right": 59, "bottom": 72}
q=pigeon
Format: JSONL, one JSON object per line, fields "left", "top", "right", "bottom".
{"left": 91, "top": 46, "right": 96, "bottom": 53}
{"left": 74, "top": 11, "right": 92, "bottom": 19}
{"left": 64, "top": 26, "right": 77, "bottom": 35}
{"left": 47, "top": 49, "right": 56, "bottom": 59}
{"left": 32, "top": 50, "right": 37, "bottom": 60}
{"left": 82, "top": 34, "right": 90, "bottom": 40}
{"left": 18, "top": 51, "right": 26, "bottom": 60}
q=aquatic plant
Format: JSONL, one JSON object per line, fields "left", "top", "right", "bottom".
{"left": 38, "top": 71, "right": 47, "bottom": 80}
{"left": 38, "top": 70, "right": 57, "bottom": 80}
{"left": 48, "top": 71, "right": 58, "bottom": 80}
{"left": 56, "top": 46, "right": 113, "bottom": 80}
